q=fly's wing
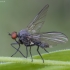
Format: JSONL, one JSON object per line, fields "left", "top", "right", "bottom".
{"left": 32, "top": 32, "right": 68, "bottom": 47}
{"left": 26, "top": 4, "right": 49, "bottom": 34}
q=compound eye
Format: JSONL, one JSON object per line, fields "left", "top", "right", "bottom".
{"left": 11, "top": 32, "right": 17, "bottom": 39}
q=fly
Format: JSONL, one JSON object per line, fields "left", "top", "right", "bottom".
{"left": 8, "top": 4, "right": 68, "bottom": 63}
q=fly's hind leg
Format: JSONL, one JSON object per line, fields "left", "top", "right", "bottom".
{"left": 41, "top": 43, "right": 49, "bottom": 53}
{"left": 37, "top": 46, "right": 44, "bottom": 63}
{"left": 43, "top": 48, "right": 49, "bottom": 53}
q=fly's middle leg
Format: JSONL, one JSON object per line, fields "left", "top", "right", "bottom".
{"left": 25, "top": 46, "right": 28, "bottom": 58}
{"left": 29, "top": 46, "right": 33, "bottom": 62}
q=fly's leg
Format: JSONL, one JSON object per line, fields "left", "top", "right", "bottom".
{"left": 11, "top": 42, "right": 26, "bottom": 58}
{"left": 26, "top": 46, "right": 28, "bottom": 58}
{"left": 11, "top": 43, "right": 20, "bottom": 57}
{"left": 37, "top": 46, "right": 44, "bottom": 63}
{"left": 29, "top": 46, "right": 33, "bottom": 62}
{"left": 25, "top": 44, "right": 35, "bottom": 61}
{"left": 43, "top": 48, "right": 49, "bottom": 53}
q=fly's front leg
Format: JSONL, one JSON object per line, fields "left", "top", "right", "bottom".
{"left": 11, "top": 42, "right": 20, "bottom": 57}
{"left": 11, "top": 42, "right": 26, "bottom": 58}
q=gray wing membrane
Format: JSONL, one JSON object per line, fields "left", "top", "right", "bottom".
{"left": 32, "top": 32, "right": 68, "bottom": 47}
{"left": 26, "top": 4, "right": 49, "bottom": 34}
{"left": 25, "top": 4, "right": 68, "bottom": 47}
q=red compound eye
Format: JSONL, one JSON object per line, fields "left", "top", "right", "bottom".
{"left": 11, "top": 32, "right": 17, "bottom": 39}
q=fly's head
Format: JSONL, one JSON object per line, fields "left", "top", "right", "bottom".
{"left": 8, "top": 31, "right": 17, "bottom": 39}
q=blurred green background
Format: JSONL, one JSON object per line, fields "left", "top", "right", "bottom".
{"left": 0, "top": 0, "right": 70, "bottom": 57}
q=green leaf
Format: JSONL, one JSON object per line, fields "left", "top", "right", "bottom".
{"left": 0, "top": 49, "right": 70, "bottom": 70}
